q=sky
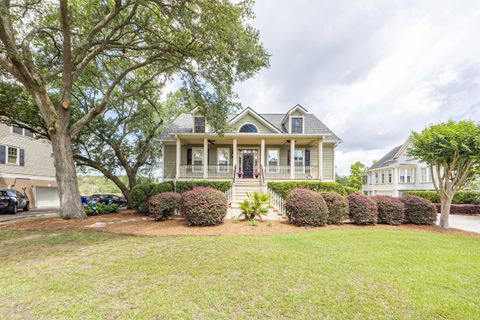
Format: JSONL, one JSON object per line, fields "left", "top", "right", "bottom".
{"left": 234, "top": 0, "right": 480, "bottom": 175}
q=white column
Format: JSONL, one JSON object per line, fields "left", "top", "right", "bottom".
{"left": 260, "top": 139, "right": 265, "bottom": 170}
{"left": 233, "top": 139, "right": 238, "bottom": 171}
{"left": 290, "top": 139, "right": 295, "bottom": 179}
{"left": 175, "top": 138, "right": 181, "bottom": 179}
{"left": 393, "top": 167, "right": 399, "bottom": 197}
{"left": 203, "top": 138, "right": 208, "bottom": 178}
{"left": 332, "top": 145, "right": 336, "bottom": 182}
{"left": 318, "top": 139, "right": 323, "bottom": 181}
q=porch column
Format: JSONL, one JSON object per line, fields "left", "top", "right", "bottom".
{"left": 203, "top": 138, "right": 208, "bottom": 178}
{"left": 260, "top": 139, "right": 265, "bottom": 170}
{"left": 290, "top": 139, "right": 295, "bottom": 179}
{"left": 318, "top": 139, "right": 323, "bottom": 181}
{"left": 233, "top": 139, "right": 238, "bottom": 171}
{"left": 175, "top": 138, "right": 181, "bottom": 179}
{"left": 333, "top": 145, "right": 336, "bottom": 182}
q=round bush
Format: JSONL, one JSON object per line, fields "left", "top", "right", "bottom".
{"left": 320, "top": 192, "right": 349, "bottom": 224}
{"left": 131, "top": 181, "right": 174, "bottom": 214}
{"left": 148, "top": 192, "right": 182, "bottom": 221}
{"left": 181, "top": 187, "right": 227, "bottom": 226}
{"left": 285, "top": 188, "right": 329, "bottom": 226}
{"left": 372, "top": 195, "right": 405, "bottom": 225}
{"left": 400, "top": 195, "right": 436, "bottom": 225}
{"left": 347, "top": 193, "right": 378, "bottom": 225}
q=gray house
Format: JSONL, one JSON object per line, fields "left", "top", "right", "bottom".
{"left": 159, "top": 105, "right": 342, "bottom": 182}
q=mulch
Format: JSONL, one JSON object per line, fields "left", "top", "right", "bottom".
{"left": 1, "top": 210, "right": 478, "bottom": 237}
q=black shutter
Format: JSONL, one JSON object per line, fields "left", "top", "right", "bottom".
{"left": 187, "top": 148, "right": 192, "bottom": 165}
{"left": 287, "top": 150, "right": 290, "bottom": 166}
{"left": 305, "top": 149, "right": 310, "bottom": 166}
{"left": 19, "top": 149, "right": 25, "bottom": 166}
{"left": 0, "top": 145, "right": 5, "bottom": 164}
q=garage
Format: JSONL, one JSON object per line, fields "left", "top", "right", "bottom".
{"left": 36, "top": 187, "right": 60, "bottom": 208}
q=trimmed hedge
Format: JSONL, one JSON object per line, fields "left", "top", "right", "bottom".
{"left": 268, "top": 181, "right": 348, "bottom": 199}
{"left": 181, "top": 187, "right": 227, "bottom": 226}
{"left": 404, "top": 190, "right": 480, "bottom": 205}
{"left": 131, "top": 181, "right": 174, "bottom": 214}
{"left": 320, "top": 192, "right": 349, "bottom": 224}
{"left": 372, "top": 195, "right": 405, "bottom": 225}
{"left": 85, "top": 203, "right": 119, "bottom": 216}
{"left": 148, "top": 192, "right": 182, "bottom": 221}
{"left": 285, "top": 188, "right": 329, "bottom": 226}
{"left": 347, "top": 193, "right": 377, "bottom": 225}
{"left": 175, "top": 181, "right": 232, "bottom": 194}
{"left": 400, "top": 195, "right": 436, "bottom": 225}
{"left": 434, "top": 203, "right": 480, "bottom": 215}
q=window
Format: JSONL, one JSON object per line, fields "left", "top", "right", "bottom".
{"left": 381, "top": 172, "right": 385, "bottom": 184}
{"left": 375, "top": 172, "right": 379, "bottom": 184}
{"left": 7, "top": 147, "right": 18, "bottom": 165}
{"left": 294, "top": 149, "right": 304, "bottom": 172}
{"left": 12, "top": 126, "right": 34, "bottom": 137}
{"left": 421, "top": 167, "right": 432, "bottom": 182}
{"left": 399, "top": 168, "right": 415, "bottom": 183}
{"left": 194, "top": 116, "right": 205, "bottom": 133}
{"left": 388, "top": 171, "right": 392, "bottom": 184}
{"left": 267, "top": 148, "right": 279, "bottom": 173}
{"left": 291, "top": 117, "right": 303, "bottom": 133}
{"left": 192, "top": 148, "right": 203, "bottom": 172}
{"left": 217, "top": 148, "right": 229, "bottom": 172}
{"left": 239, "top": 124, "right": 258, "bottom": 133}
{"left": 12, "top": 126, "right": 23, "bottom": 135}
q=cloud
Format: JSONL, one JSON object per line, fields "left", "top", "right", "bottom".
{"left": 235, "top": 0, "right": 480, "bottom": 175}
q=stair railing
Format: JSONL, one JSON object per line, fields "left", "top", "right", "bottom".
{"left": 266, "top": 185, "right": 286, "bottom": 217}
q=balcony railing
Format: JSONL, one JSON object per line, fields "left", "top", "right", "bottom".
{"left": 179, "top": 165, "right": 233, "bottom": 179}
{"left": 179, "top": 165, "right": 320, "bottom": 180}
{"left": 264, "top": 165, "right": 320, "bottom": 180}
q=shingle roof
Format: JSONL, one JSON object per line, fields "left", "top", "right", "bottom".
{"left": 369, "top": 145, "right": 402, "bottom": 169}
{"left": 160, "top": 110, "right": 342, "bottom": 143}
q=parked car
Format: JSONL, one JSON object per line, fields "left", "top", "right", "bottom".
{"left": 81, "top": 196, "right": 95, "bottom": 207}
{"left": 92, "top": 194, "right": 127, "bottom": 208}
{"left": 0, "top": 189, "right": 29, "bottom": 214}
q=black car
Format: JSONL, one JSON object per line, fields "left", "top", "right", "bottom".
{"left": 93, "top": 194, "right": 127, "bottom": 208}
{"left": 0, "top": 190, "right": 29, "bottom": 214}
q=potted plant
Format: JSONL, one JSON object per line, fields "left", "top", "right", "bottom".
{"left": 254, "top": 170, "right": 261, "bottom": 178}
{"left": 237, "top": 171, "right": 243, "bottom": 178}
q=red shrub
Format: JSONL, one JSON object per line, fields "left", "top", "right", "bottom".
{"left": 320, "top": 192, "right": 349, "bottom": 224}
{"left": 400, "top": 195, "right": 436, "bottom": 225}
{"left": 434, "top": 203, "right": 480, "bottom": 215}
{"left": 372, "top": 195, "right": 405, "bottom": 225}
{"left": 148, "top": 192, "right": 181, "bottom": 221}
{"left": 285, "top": 188, "right": 329, "bottom": 226}
{"left": 181, "top": 187, "right": 227, "bottom": 226}
{"left": 347, "top": 193, "right": 377, "bottom": 225}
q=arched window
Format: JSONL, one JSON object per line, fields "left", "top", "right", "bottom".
{"left": 239, "top": 124, "right": 258, "bottom": 133}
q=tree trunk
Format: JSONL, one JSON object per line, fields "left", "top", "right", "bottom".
{"left": 439, "top": 194, "right": 453, "bottom": 229}
{"left": 50, "top": 131, "right": 86, "bottom": 219}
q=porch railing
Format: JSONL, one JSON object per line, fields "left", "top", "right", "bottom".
{"left": 264, "top": 165, "right": 320, "bottom": 180}
{"left": 179, "top": 165, "right": 233, "bottom": 179}
{"left": 266, "top": 185, "right": 286, "bottom": 217}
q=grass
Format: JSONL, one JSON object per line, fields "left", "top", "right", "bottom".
{"left": 0, "top": 229, "right": 479, "bottom": 319}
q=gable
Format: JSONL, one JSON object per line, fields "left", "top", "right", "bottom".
{"left": 231, "top": 113, "right": 278, "bottom": 133}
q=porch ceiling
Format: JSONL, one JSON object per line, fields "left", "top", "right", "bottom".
{"left": 169, "top": 135, "right": 321, "bottom": 145}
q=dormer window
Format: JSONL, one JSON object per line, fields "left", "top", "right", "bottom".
{"left": 239, "top": 123, "right": 258, "bottom": 133}
{"left": 194, "top": 116, "right": 205, "bottom": 133}
{"left": 291, "top": 117, "right": 303, "bottom": 133}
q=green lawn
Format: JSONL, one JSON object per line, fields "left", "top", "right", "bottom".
{"left": 0, "top": 229, "right": 479, "bottom": 319}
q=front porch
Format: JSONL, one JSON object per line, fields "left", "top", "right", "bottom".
{"left": 164, "top": 133, "right": 334, "bottom": 181}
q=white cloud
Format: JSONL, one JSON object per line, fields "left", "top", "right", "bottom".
{"left": 235, "top": 0, "right": 480, "bottom": 175}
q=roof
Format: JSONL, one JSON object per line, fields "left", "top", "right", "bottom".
{"left": 369, "top": 145, "right": 402, "bottom": 170}
{"left": 159, "top": 107, "right": 342, "bottom": 143}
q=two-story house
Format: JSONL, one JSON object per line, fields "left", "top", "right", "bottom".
{"left": 159, "top": 105, "right": 342, "bottom": 182}
{"left": 362, "top": 137, "right": 436, "bottom": 197}
{"left": 0, "top": 124, "right": 59, "bottom": 208}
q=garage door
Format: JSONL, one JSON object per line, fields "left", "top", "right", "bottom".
{"left": 36, "top": 187, "right": 60, "bottom": 208}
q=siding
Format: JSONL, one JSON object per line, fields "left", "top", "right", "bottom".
{"left": 163, "top": 145, "right": 176, "bottom": 179}
{"left": 322, "top": 144, "right": 334, "bottom": 181}
{"left": 232, "top": 114, "right": 276, "bottom": 133}
{"left": 0, "top": 124, "right": 56, "bottom": 178}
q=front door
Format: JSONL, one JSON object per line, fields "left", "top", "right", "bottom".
{"left": 242, "top": 153, "right": 254, "bottom": 178}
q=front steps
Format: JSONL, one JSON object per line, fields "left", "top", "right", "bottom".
{"left": 226, "top": 180, "right": 285, "bottom": 220}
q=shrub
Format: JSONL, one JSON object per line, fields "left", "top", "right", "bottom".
{"left": 238, "top": 192, "right": 270, "bottom": 220}
{"left": 403, "top": 190, "right": 480, "bottom": 204}
{"left": 175, "top": 181, "right": 232, "bottom": 193}
{"left": 343, "top": 186, "right": 359, "bottom": 195}
{"left": 400, "top": 195, "right": 436, "bottom": 225}
{"left": 85, "top": 203, "right": 119, "bottom": 216}
{"left": 285, "top": 188, "right": 329, "bottom": 226}
{"left": 320, "top": 192, "right": 349, "bottom": 224}
{"left": 372, "top": 195, "right": 405, "bottom": 225}
{"left": 148, "top": 192, "right": 182, "bottom": 221}
{"left": 131, "top": 181, "right": 174, "bottom": 214}
{"left": 434, "top": 203, "right": 480, "bottom": 215}
{"left": 181, "top": 187, "right": 228, "bottom": 226}
{"left": 347, "top": 193, "right": 377, "bottom": 225}
{"left": 268, "top": 181, "right": 348, "bottom": 199}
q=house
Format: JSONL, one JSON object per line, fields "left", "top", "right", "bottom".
{"left": 0, "top": 123, "right": 59, "bottom": 208}
{"left": 361, "top": 137, "right": 435, "bottom": 197}
{"left": 159, "top": 105, "right": 342, "bottom": 182}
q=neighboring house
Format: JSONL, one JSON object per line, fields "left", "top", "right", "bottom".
{"left": 0, "top": 124, "right": 59, "bottom": 208}
{"left": 362, "top": 137, "right": 435, "bottom": 197}
{"left": 159, "top": 105, "right": 342, "bottom": 182}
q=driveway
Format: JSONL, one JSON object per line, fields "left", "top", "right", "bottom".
{"left": 438, "top": 214, "right": 480, "bottom": 233}
{"left": 0, "top": 208, "right": 59, "bottom": 223}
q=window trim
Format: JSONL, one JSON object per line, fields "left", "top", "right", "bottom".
{"left": 399, "top": 168, "right": 415, "bottom": 184}
{"left": 267, "top": 148, "right": 280, "bottom": 173}
{"left": 11, "top": 126, "right": 34, "bottom": 138}
{"left": 421, "top": 167, "right": 432, "bottom": 183}
{"left": 7, "top": 146, "right": 19, "bottom": 165}
{"left": 191, "top": 147, "right": 203, "bottom": 172}
{"left": 290, "top": 116, "right": 304, "bottom": 134}
{"left": 217, "top": 147, "right": 230, "bottom": 173}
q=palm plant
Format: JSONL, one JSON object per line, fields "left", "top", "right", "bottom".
{"left": 238, "top": 192, "right": 270, "bottom": 220}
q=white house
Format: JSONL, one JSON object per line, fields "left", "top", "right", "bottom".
{"left": 362, "top": 137, "right": 436, "bottom": 197}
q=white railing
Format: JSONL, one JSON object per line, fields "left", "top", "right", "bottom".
{"left": 224, "top": 187, "right": 233, "bottom": 205}
{"left": 264, "top": 166, "right": 319, "bottom": 180}
{"left": 179, "top": 165, "right": 233, "bottom": 179}
{"left": 266, "top": 185, "right": 286, "bottom": 217}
